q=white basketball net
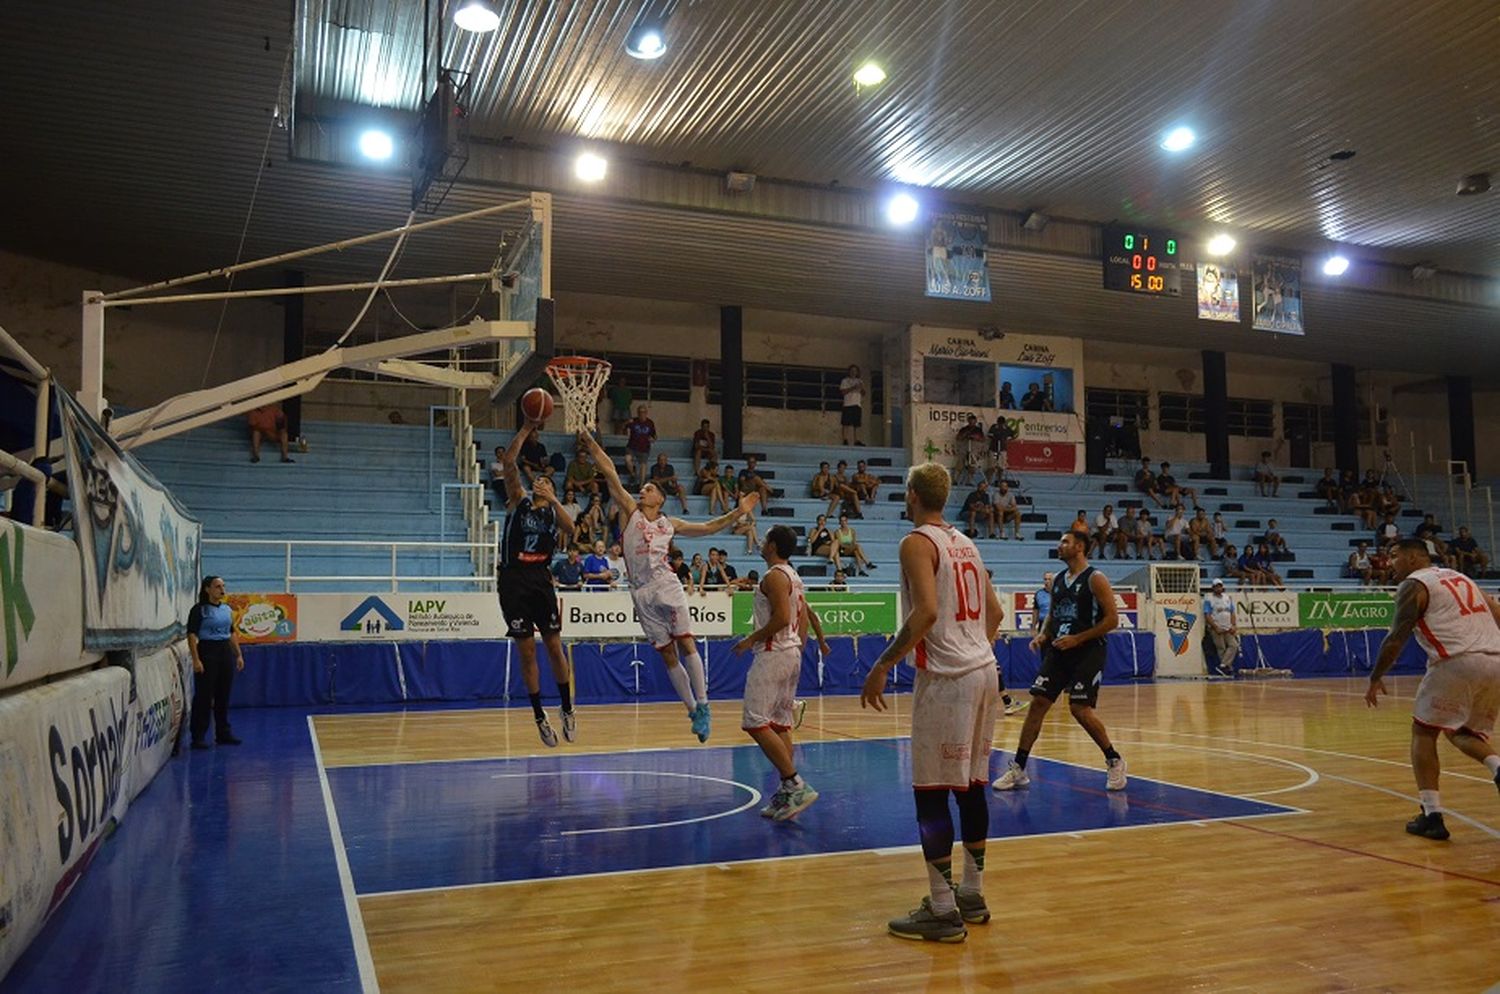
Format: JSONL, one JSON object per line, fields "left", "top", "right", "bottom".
{"left": 546, "top": 356, "right": 612, "bottom": 433}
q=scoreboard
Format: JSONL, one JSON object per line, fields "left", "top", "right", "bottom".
{"left": 1102, "top": 224, "right": 1187, "bottom": 297}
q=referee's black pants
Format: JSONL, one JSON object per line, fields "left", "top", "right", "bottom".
{"left": 191, "top": 640, "right": 238, "bottom": 743}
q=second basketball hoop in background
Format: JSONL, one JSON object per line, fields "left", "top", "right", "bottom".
{"left": 520, "top": 388, "right": 555, "bottom": 424}
{"left": 546, "top": 356, "right": 613, "bottom": 433}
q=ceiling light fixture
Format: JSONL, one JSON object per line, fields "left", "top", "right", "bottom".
{"left": 1160, "top": 126, "right": 1196, "bottom": 152}
{"left": 575, "top": 152, "right": 608, "bottom": 182}
{"left": 358, "top": 129, "right": 395, "bottom": 161}
{"left": 625, "top": 0, "right": 677, "bottom": 59}
{"left": 1205, "top": 233, "right": 1236, "bottom": 256}
{"left": 454, "top": 0, "right": 501, "bottom": 33}
{"left": 1323, "top": 254, "right": 1350, "bottom": 276}
{"left": 885, "top": 192, "right": 919, "bottom": 226}
{"left": 853, "top": 62, "right": 887, "bottom": 87}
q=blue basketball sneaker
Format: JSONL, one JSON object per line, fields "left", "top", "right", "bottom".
{"left": 690, "top": 702, "right": 711, "bottom": 743}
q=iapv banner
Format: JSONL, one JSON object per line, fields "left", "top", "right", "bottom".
{"left": 1196, "top": 262, "right": 1240, "bottom": 322}
{"left": 56, "top": 389, "right": 200, "bottom": 652}
{"left": 558, "top": 590, "right": 734, "bottom": 640}
{"left": 1251, "top": 254, "right": 1304, "bottom": 335}
{"left": 297, "top": 592, "right": 505, "bottom": 642}
{"left": 925, "top": 212, "right": 991, "bottom": 302}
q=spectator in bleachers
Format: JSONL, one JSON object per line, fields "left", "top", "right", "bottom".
{"left": 839, "top": 364, "right": 865, "bottom": 446}
{"left": 583, "top": 540, "right": 615, "bottom": 590}
{"left": 551, "top": 548, "right": 584, "bottom": 591}
{"left": 1252, "top": 543, "right": 1285, "bottom": 588}
{"left": 623, "top": 406, "right": 656, "bottom": 486}
{"left": 1165, "top": 507, "right": 1190, "bottom": 559}
{"left": 1137, "top": 511, "right": 1164, "bottom": 559}
{"left": 565, "top": 445, "right": 599, "bottom": 498}
{"left": 649, "top": 453, "right": 690, "bottom": 514}
{"left": 670, "top": 548, "right": 697, "bottom": 594}
{"left": 829, "top": 569, "right": 850, "bottom": 591}
{"left": 1376, "top": 512, "right": 1401, "bottom": 549}
{"left": 1377, "top": 484, "right": 1403, "bottom": 520}
{"left": 1221, "top": 543, "right": 1246, "bottom": 585}
{"left": 833, "top": 460, "right": 864, "bottom": 518}
{"left": 1134, "top": 457, "right": 1164, "bottom": 508}
{"left": 738, "top": 457, "right": 775, "bottom": 511}
{"left": 963, "top": 481, "right": 998, "bottom": 539}
{"left": 731, "top": 503, "right": 761, "bottom": 554}
{"left": 834, "top": 513, "right": 877, "bottom": 575}
{"left": 955, "top": 414, "right": 987, "bottom": 485}
{"left": 1337, "top": 468, "right": 1359, "bottom": 512}
{"left": 1031, "top": 572, "right": 1054, "bottom": 634}
{"left": 1264, "top": 518, "right": 1288, "bottom": 553}
{"left": 1348, "top": 541, "right": 1374, "bottom": 585}
{"left": 727, "top": 568, "right": 758, "bottom": 593}
{"left": 575, "top": 491, "right": 606, "bottom": 549}
{"left": 1204, "top": 580, "right": 1240, "bottom": 676}
{"left": 1315, "top": 468, "right": 1341, "bottom": 509}
{"left": 1093, "top": 504, "right": 1119, "bottom": 559}
{"left": 520, "top": 431, "right": 551, "bottom": 485}
{"left": 696, "top": 460, "right": 729, "bottom": 514}
{"left": 807, "top": 514, "right": 835, "bottom": 562}
{"left": 1070, "top": 509, "right": 1091, "bottom": 535}
{"left": 1211, "top": 511, "right": 1228, "bottom": 547}
{"left": 559, "top": 488, "right": 583, "bottom": 528}
{"left": 809, "top": 460, "right": 836, "bottom": 510}
{"left": 689, "top": 553, "right": 711, "bottom": 594}
{"left": 1348, "top": 484, "right": 1377, "bottom": 529}
{"left": 1253, "top": 451, "right": 1280, "bottom": 497}
{"left": 993, "top": 481, "right": 1023, "bottom": 540}
{"left": 1188, "top": 508, "right": 1218, "bottom": 559}
{"left": 609, "top": 541, "right": 628, "bottom": 586}
{"left": 1116, "top": 507, "right": 1140, "bottom": 558}
{"left": 1157, "top": 462, "right": 1200, "bottom": 510}
{"left": 715, "top": 548, "right": 742, "bottom": 589}
{"left": 691, "top": 419, "right": 717, "bottom": 476}
{"left": 1450, "top": 527, "right": 1489, "bottom": 577}
{"left": 488, "top": 445, "right": 509, "bottom": 504}
{"left": 1021, "top": 382, "right": 1048, "bottom": 411}
{"left": 1414, "top": 514, "right": 1444, "bottom": 547}
{"left": 247, "top": 402, "right": 294, "bottom": 464}
{"left": 1367, "top": 544, "right": 1395, "bottom": 585}
{"left": 1237, "top": 543, "right": 1266, "bottom": 585}
{"left": 999, "top": 381, "right": 1017, "bottom": 410}
{"left": 719, "top": 463, "right": 740, "bottom": 505}
{"left": 853, "top": 460, "right": 880, "bottom": 505}
{"left": 607, "top": 374, "right": 633, "bottom": 434}
{"left": 986, "top": 414, "right": 1014, "bottom": 484}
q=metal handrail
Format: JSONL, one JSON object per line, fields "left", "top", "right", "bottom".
{"left": 202, "top": 537, "right": 496, "bottom": 593}
{"left": 0, "top": 321, "right": 53, "bottom": 527}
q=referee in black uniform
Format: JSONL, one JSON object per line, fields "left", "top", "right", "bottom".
{"left": 993, "top": 529, "right": 1127, "bottom": 791}
{"left": 499, "top": 420, "right": 578, "bottom": 747}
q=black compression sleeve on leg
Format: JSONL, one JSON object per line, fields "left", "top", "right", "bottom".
{"left": 954, "top": 784, "right": 989, "bottom": 845}
{"left": 912, "top": 788, "right": 955, "bottom": 863}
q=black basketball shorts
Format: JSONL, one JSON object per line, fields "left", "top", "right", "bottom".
{"left": 1031, "top": 640, "right": 1107, "bottom": 707}
{"left": 498, "top": 566, "right": 562, "bottom": 639}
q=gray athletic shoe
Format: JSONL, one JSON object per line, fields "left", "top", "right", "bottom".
{"left": 561, "top": 709, "right": 577, "bottom": 743}
{"left": 792, "top": 698, "right": 808, "bottom": 730}
{"left": 992, "top": 760, "right": 1030, "bottom": 791}
{"left": 888, "top": 898, "right": 966, "bottom": 943}
{"left": 760, "top": 786, "right": 790, "bottom": 818}
{"left": 953, "top": 887, "right": 990, "bottom": 924}
{"left": 773, "top": 782, "right": 819, "bottom": 821}
{"left": 536, "top": 717, "right": 559, "bottom": 748}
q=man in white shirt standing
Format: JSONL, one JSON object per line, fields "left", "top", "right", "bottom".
{"left": 1204, "top": 579, "right": 1239, "bottom": 676}
{"left": 839, "top": 364, "right": 865, "bottom": 447}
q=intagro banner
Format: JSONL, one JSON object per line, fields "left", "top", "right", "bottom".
{"left": 1298, "top": 592, "right": 1394, "bottom": 630}
{"left": 227, "top": 593, "right": 298, "bottom": 644}
{"left": 559, "top": 590, "right": 734, "bottom": 640}
{"left": 297, "top": 593, "right": 505, "bottom": 641}
{"left": 56, "top": 388, "right": 201, "bottom": 652}
{"left": 1230, "top": 591, "right": 1300, "bottom": 630}
{"left": 1009, "top": 590, "right": 1139, "bottom": 632}
{"left": 0, "top": 519, "right": 99, "bottom": 691}
{"left": 732, "top": 590, "right": 900, "bottom": 637}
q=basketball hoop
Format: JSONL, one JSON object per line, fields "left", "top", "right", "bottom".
{"left": 546, "top": 355, "right": 612, "bottom": 433}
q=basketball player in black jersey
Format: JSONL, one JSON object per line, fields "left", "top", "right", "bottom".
{"left": 499, "top": 421, "right": 577, "bottom": 746}
{"left": 993, "top": 529, "right": 1127, "bottom": 791}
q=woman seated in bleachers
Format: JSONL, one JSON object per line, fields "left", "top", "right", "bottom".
{"left": 1252, "top": 542, "right": 1286, "bottom": 588}
{"left": 833, "top": 513, "right": 877, "bottom": 576}
{"left": 575, "top": 492, "right": 606, "bottom": 550}
{"left": 1348, "top": 541, "right": 1374, "bottom": 585}
{"left": 696, "top": 459, "right": 729, "bottom": 514}
{"left": 832, "top": 460, "right": 863, "bottom": 518}
{"left": 1237, "top": 542, "right": 1268, "bottom": 585}
{"left": 731, "top": 503, "right": 760, "bottom": 554}
{"left": 1347, "top": 485, "right": 1377, "bottom": 529}
{"left": 1221, "top": 543, "right": 1246, "bottom": 585}
{"left": 807, "top": 514, "right": 836, "bottom": 562}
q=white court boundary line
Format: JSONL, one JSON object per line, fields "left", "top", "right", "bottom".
{"left": 486, "top": 770, "right": 762, "bottom": 836}
{"left": 308, "top": 716, "right": 380, "bottom": 994}
{"left": 1050, "top": 730, "right": 1321, "bottom": 797}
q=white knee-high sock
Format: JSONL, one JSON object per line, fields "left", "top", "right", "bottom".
{"left": 664, "top": 662, "right": 695, "bottom": 713}
{"left": 680, "top": 647, "right": 708, "bottom": 704}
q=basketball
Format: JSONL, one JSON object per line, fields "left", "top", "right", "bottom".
{"left": 521, "top": 388, "right": 555, "bottom": 424}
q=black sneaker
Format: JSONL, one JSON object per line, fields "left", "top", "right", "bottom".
{"left": 1405, "top": 810, "right": 1450, "bottom": 841}
{"left": 216, "top": 734, "right": 243, "bottom": 746}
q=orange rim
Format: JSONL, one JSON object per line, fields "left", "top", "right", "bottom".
{"left": 547, "top": 356, "right": 609, "bottom": 371}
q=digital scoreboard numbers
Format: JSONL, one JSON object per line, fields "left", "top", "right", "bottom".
{"left": 1102, "top": 225, "right": 1185, "bottom": 297}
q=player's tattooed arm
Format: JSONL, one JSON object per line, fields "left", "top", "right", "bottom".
{"left": 1368, "top": 578, "right": 1428, "bottom": 695}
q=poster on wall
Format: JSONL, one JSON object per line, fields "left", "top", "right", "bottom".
{"left": 1196, "top": 263, "right": 1240, "bottom": 322}
{"left": 1250, "top": 254, "right": 1304, "bottom": 335}
{"left": 227, "top": 593, "right": 298, "bottom": 643}
{"left": 925, "top": 212, "right": 991, "bottom": 302}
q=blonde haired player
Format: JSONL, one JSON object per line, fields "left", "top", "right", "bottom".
{"left": 732, "top": 525, "right": 818, "bottom": 821}
{"left": 861, "top": 462, "right": 1003, "bottom": 944}
{"left": 580, "top": 431, "right": 758, "bottom": 742}
{"left": 1365, "top": 539, "right": 1500, "bottom": 840}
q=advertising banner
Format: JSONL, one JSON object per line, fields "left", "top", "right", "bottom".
{"left": 1230, "top": 591, "right": 1300, "bottom": 630}
{"left": 910, "top": 326, "right": 1084, "bottom": 370}
{"left": 558, "top": 590, "right": 734, "bottom": 640}
{"left": 925, "top": 211, "right": 991, "bottom": 302}
{"left": 296, "top": 592, "right": 505, "bottom": 642}
{"left": 1298, "top": 592, "right": 1394, "bottom": 630}
{"left": 1196, "top": 262, "right": 1240, "bottom": 322}
{"left": 1006, "top": 441, "right": 1077, "bottom": 473}
{"left": 126, "top": 640, "right": 191, "bottom": 803}
{"left": 1152, "top": 591, "right": 1205, "bottom": 676}
{"left": 732, "top": 590, "right": 900, "bottom": 636}
{"left": 0, "top": 518, "right": 99, "bottom": 691}
{"left": 1010, "top": 590, "right": 1139, "bottom": 632}
{"left": 1251, "top": 254, "right": 1304, "bottom": 335}
{"left": 56, "top": 388, "right": 201, "bottom": 652}
{"left": 227, "top": 593, "right": 298, "bottom": 644}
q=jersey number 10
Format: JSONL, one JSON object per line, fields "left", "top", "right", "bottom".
{"left": 954, "top": 562, "right": 983, "bottom": 622}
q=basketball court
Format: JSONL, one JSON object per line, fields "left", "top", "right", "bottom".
{"left": 7, "top": 676, "right": 1498, "bottom": 992}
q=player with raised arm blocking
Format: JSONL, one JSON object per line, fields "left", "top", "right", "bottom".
{"left": 498, "top": 421, "right": 578, "bottom": 746}
{"left": 861, "top": 463, "right": 1004, "bottom": 944}
{"left": 994, "top": 529, "right": 1127, "bottom": 792}
{"left": 1365, "top": 539, "right": 1500, "bottom": 840}
{"left": 580, "top": 431, "right": 758, "bottom": 742}
{"left": 732, "top": 525, "right": 819, "bottom": 821}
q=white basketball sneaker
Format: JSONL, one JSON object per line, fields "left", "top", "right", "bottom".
{"left": 1106, "top": 757, "right": 1128, "bottom": 791}
{"left": 992, "top": 760, "right": 1030, "bottom": 791}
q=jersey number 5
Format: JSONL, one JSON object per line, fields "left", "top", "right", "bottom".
{"left": 954, "top": 561, "right": 983, "bottom": 622}
{"left": 1439, "top": 575, "right": 1484, "bottom": 616}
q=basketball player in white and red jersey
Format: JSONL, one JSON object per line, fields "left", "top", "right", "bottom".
{"left": 1366, "top": 539, "right": 1500, "bottom": 840}
{"left": 580, "top": 431, "right": 758, "bottom": 742}
{"left": 861, "top": 463, "right": 1003, "bottom": 944}
{"left": 732, "top": 525, "right": 818, "bottom": 821}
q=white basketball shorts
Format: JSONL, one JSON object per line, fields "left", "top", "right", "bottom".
{"left": 1412, "top": 652, "right": 1500, "bottom": 740}
{"left": 742, "top": 646, "right": 802, "bottom": 732}
{"left": 910, "top": 665, "right": 1000, "bottom": 789}
{"left": 630, "top": 578, "right": 694, "bottom": 649}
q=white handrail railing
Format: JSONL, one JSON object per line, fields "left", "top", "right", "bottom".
{"left": 0, "top": 321, "right": 53, "bottom": 527}
{"left": 202, "top": 537, "right": 496, "bottom": 592}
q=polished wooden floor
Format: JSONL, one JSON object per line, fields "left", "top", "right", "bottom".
{"left": 314, "top": 677, "right": 1500, "bottom": 993}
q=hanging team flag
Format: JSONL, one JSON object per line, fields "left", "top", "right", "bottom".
{"left": 1196, "top": 262, "right": 1240, "bottom": 322}
{"left": 925, "top": 211, "right": 991, "bottom": 302}
{"left": 1251, "top": 254, "right": 1304, "bottom": 335}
